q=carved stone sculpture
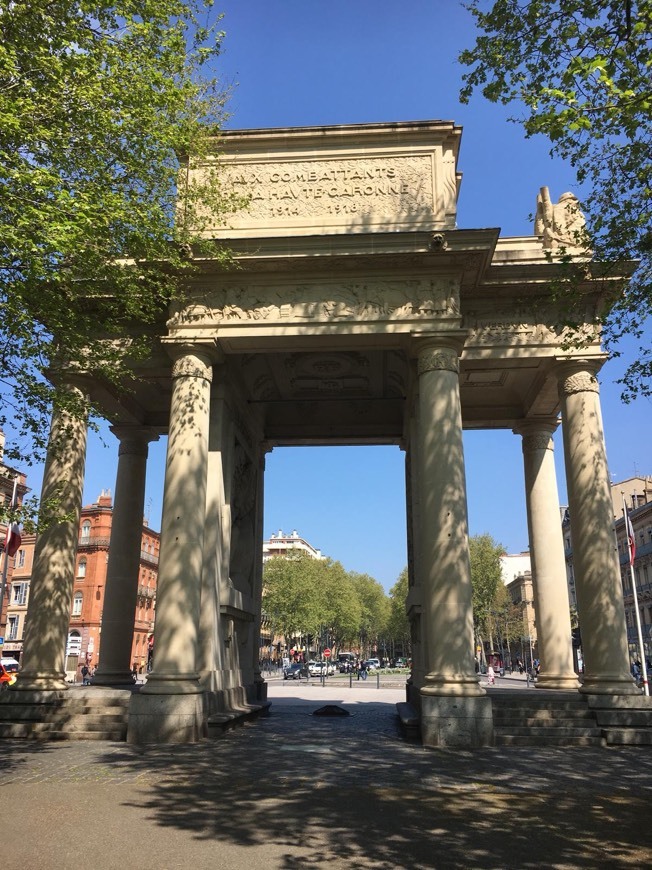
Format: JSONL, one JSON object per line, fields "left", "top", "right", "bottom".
{"left": 535, "top": 186, "right": 587, "bottom": 252}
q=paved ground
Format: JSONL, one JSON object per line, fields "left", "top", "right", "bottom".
{"left": 1, "top": 679, "right": 651, "bottom": 870}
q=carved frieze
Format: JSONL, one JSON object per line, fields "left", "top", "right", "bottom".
{"left": 464, "top": 313, "right": 553, "bottom": 346}
{"left": 168, "top": 278, "right": 460, "bottom": 329}
{"left": 464, "top": 309, "right": 600, "bottom": 350}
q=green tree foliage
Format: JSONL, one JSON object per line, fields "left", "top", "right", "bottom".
{"left": 460, "top": 1, "right": 652, "bottom": 399}
{"left": 487, "top": 583, "right": 524, "bottom": 656}
{"left": 262, "top": 553, "right": 324, "bottom": 644}
{"left": 469, "top": 533, "right": 506, "bottom": 639}
{"left": 262, "top": 556, "right": 389, "bottom": 656}
{"left": 319, "top": 561, "right": 362, "bottom": 651}
{"left": 387, "top": 567, "right": 411, "bottom": 651}
{"left": 0, "top": 1, "right": 238, "bottom": 470}
{"left": 349, "top": 572, "right": 390, "bottom": 655}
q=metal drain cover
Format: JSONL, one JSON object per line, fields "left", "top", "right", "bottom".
{"left": 312, "top": 704, "right": 350, "bottom": 717}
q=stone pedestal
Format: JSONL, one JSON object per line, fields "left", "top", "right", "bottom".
{"left": 127, "top": 692, "right": 206, "bottom": 744}
{"left": 420, "top": 694, "right": 494, "bottom": 748}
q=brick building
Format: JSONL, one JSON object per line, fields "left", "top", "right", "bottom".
{"left": 0, "top": 431, "right": 28, "bottom": 648}
{"left": 4, "top": 489, "right": 159, "bottom": 680}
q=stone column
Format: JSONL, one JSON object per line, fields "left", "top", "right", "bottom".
{"left": 415, "top": 335, "right": 492, "bottom": 747}
{"left": 556, "top": 360, "right": 637, "bottom": 694}
{"left": 93, "top": 426, "right": 158, "bottom": 686}
{"left": 16, "top": 385, "right": 89, "bottom": 691}
{"left": 514, "top": 420, "right": 580, "bottom": 690}
{"left": 404, "top": 414, "right": 424, "bottom": 708}
{"left": 128, "top": 344, "right": 216, "bottom": 743}
{"left": 250, "top": 447, "right": 267, "bottom": 703}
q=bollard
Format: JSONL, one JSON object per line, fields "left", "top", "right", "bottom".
{"left": 376, "top": 671, "right": 380, "bottom": 689}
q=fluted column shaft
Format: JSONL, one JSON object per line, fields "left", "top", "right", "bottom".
{"left": 17, "top": 385, "right": 89, "bottom": 691}
{"left": 557, "top": 361, "right": 637, "bottom": 694}
{"left": 142, "top": 345, "right": 214, "bottom": 695}
{"left": 416, "top": 338, "right": 482, "bottom": 698}
{"left": 515, "top": 421, "right": 579, "bottom": 690}
{"left": 93, "top": 426, "right": 158, "bottom": 686}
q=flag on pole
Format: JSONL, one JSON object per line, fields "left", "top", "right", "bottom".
{"left": 625, "top": 508, "right": 636, "bottom": 566}
{"left": 5, "top": 523, "right": 21, "bottom": 558}
{"left": 1, "top": 477, "right": 21, "bottom": 559}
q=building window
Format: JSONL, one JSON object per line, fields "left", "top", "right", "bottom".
{"left": 80, "top": 521, "right": 91, "bottom": 542}
{"left": 77, "top": 558, "right": 87, "bottom": 579}
{"left": 11, "top": 582, "right": 28, "bottom": 606}
{"left": 7, "top": 615, "right": 19, "bottom": 640}
{"left": 7, "top": 615, "right": 18, "bottom": 639}
{"left": 15, "top": 549, "right": 25, "bottom": 568}
{"left": 72, "top": 592, "right": 83, "bottom": 616}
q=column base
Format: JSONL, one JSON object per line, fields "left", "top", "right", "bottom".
{"left": 421, "top": 672, "right": 485, "bottom": 697}
{"left": 535, "top": 673, "right": 581, "bottom": 691}
{"left": 127, "top": 691, "right": 206, "bottom": 744}
{"left": 139, "top": 671, "right": 202, "bottom": 695}
{"left": 11, "top": 670, "right": 68, "bottom": 692}
{"left": 579, "top": 673, "right": 641, "bottom": 695}
{"left": 92, "top": 669, "right": 137, "bottom": 687}
{"left": 420, "top": 693, "right": 494, "bottom": 748}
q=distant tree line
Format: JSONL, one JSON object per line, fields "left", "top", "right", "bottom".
{"left": 263, "top": 534, "right": 526, "bottom": 665}
{"left": 262, "top": 553, "right": 409, "bottom": 660}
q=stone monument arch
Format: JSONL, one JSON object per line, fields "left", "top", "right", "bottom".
{"left": 13, "top": 121, "right": 638, "bottom": 747}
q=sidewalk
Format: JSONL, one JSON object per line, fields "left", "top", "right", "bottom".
{"left": 1, "top": 682, "right": 650, "bottom": 869}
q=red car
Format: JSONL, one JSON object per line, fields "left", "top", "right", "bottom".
{"left": 0, "top": 658, "right": 20, "bottom": 688}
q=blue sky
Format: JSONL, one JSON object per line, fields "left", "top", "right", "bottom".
{"left": 37, "top": 2, "right": 652, "bottom": 591}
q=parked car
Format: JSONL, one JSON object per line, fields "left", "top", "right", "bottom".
{"left": 283, "top": 663, "right": 305, "bottom": 680}
{"left": 308, "top": 661, "right": 335, "bottom": 676}
{"left": 364, "top": 658, "right": 380, "bottom": 671}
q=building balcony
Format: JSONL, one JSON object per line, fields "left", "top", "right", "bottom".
{"left": 137, "top": 586, "right": 156, "bottom": 600}
{"left": 77, "top": 536, "right": 111, "bottom": 549}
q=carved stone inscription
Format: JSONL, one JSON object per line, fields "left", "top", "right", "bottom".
{"left": 222, "top": 156, "right": 433, "bottom": 221}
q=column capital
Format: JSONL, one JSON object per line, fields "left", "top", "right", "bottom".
{"left": 553, "top": 356, "right": 607, "bottom": 397}
{"left": 110, "top": 425, "right": 160, "bottom": 457}
{"left": 412, "top": 330, "right": 468, "bottom": 376}
{"left": 412, "top": 329, "right": 468, "bottom": 359}
{"left": 513, "top": 419, "right": 560, "bottom": 454}
{"left": 164, "top": 341, "right": 222, "bottom": 382}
